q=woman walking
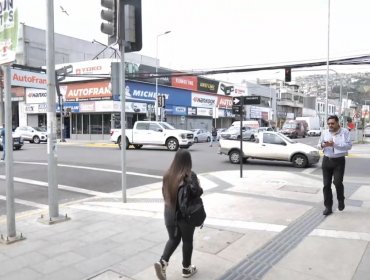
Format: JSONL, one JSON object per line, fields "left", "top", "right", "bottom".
{"left": 154, "top": 149, "right": 203, "bottom": 279}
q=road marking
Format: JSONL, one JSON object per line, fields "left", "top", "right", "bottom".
{"left": 0, "top": 175, "right": 118, "bottom": 198}
{"left": 310, "top": 228, "right": 370, "bottom": 242}
{"left": 14, "top": 161, "right": 163, "bottom": 179}
{"left": 0, "top": 195, "right": 47, "bottom": 209}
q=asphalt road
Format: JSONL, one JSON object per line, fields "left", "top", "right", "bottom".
{"left": 0, "top": 136, "right": 369, "bottom": 216}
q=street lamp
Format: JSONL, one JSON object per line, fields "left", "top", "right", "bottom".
{"left": 155, "top": 30, "right": 171, "bottom": 121}
{"left": 325, "top": 0, "right": 331, "bottom": 127}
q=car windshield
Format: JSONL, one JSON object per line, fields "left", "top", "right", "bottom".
{"left": 159, "top": 122, "right": 176, "bottom": 130}
{"left": 277, "top": 132, "right": 295, "bottom": 143}
{"left": 33, "top": 127, "right": 46, "bottom": 132}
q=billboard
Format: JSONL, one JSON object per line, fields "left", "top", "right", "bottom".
{"left": 0, "top": 0, "right": 18, "bottom": 65}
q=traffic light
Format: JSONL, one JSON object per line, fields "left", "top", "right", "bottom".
{"left": 158, "top": 95, "right": 166, "bottom": 108}
{"left": 285, "top": 68, "right": 291, "bottom": 82}
{"left": 119, "top": 0, "right": 142, "bottom": 52}
{"left": 101, "top": 0, "right": 117, "bottom": 46}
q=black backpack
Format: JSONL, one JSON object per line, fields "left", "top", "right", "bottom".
{"left": 177, "top": 182, "right": 206, "bottom": 227}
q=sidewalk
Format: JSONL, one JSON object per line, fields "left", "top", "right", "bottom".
{"left": 1, "top": 163, "right": 370, "bottom": 280}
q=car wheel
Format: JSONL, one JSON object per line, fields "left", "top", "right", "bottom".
{"left": 125, "top": 137, "right": 130, "bottom": 149}
{"left": 292, "top": 153, "right": 308, "bottom": 168}
{"left": 250, "top": 135, "right": 255, "bottom": 141}
{"left": 166, "top": 138, "right": 179, "bottom": 151}
{"left": 207, "top": 137, "right": 211, "bottom": 142}
{"left": 33, "top": 136, "right": 40, "bottom": 144}
{"left": 194, "top": 137, "right": 198, "bottom": 143}
{"left": 133, "top": 144, "right": 143, "bottom": 149}
{"left": 229, "top": 150, "right": 240, "bottom": 164}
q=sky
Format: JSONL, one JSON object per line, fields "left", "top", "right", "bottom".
{"left": 16, "top": 0, "right": 370, "bottom": 83}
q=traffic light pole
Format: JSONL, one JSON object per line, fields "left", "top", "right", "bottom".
{"left": 239, "top": 106, "right": 243, "bottom": 178}
{"left": 120, "top": 43, "right": 127, "bottom": 203}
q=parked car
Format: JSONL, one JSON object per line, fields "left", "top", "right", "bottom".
{"left": 280, "top": 120, "right": 308, "bottom": 138}
{"left": 0, "top": 127, "right": 24, "bottom": 150}
{"left": 253, "top": 127, "right": 274, "bottom": 139}
{"left": 218, "top": 131, "right": 320, "bottom": 168}
{"left": 364, "top": 125, "right": 370, "bottom": 137}
{"left": 307, "top": 129, "right": 322, "bottom": 136}
{"left": 15, "top": 126, "right": 48, "bottom": 144}
{"left": 190, "top": 129, "right": 211, "bottom": 143}
{"left": 220, "top": 126, "right": 256, "bottom": 141}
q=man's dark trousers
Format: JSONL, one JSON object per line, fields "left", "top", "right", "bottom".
{"left": 322, "top": 156, "right": 346, "bottom": 208}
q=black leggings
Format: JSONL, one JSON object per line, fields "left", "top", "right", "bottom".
{"left": 322, "top": 156, "right": 346, "bottom": 208}
{"left": 161, "top": 220, "right": 195, "bottom": 267}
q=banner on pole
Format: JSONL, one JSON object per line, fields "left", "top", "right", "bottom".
{"left": 0, "top": 0, "right": 19, "bottom": 65}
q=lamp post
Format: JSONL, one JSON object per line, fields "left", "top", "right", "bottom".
{"left": 155, "top": 31, "right": 171, "bottom": 121}
{"left": 325, "top": 0, "right": 331, "bottom": 127}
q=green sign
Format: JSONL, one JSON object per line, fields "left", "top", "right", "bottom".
{"left": 0, "top": 0, "right": 19, "bottom": 65}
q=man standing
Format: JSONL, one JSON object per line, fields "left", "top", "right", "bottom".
{"left": 318, "top": 115, "right": 352, "bottom": 216}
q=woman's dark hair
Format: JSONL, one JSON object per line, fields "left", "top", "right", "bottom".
{"left": 327, "top": 115, "right": 339, "bottom": 123}
{"left": 162, "top": 149, "right": 192, "bottom": 208}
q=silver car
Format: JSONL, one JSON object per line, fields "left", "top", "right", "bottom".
{"left": 190, "top": 129, "right": 211, "bottom": 143}
{"left": 220, "top": 126, "right": 256, "bottom": 141}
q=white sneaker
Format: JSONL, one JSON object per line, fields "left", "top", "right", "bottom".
{"left": 182, "top": 265, "right": 197, "bottom": 278}
{"left": 154, "top": 259, "right": 168, "bottom": 280}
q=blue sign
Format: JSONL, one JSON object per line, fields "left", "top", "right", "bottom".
{"left": 165, "top": 105, "right": 187, "bottom": 116}
{"left": 115, "top": 81, "right": 191, "bottom": 106}
{"left": 63, "top": 102, "right": 80, "bottom": 113}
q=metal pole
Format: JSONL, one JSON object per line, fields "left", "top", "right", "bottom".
{"left": 154, "top": 31, "right": 171, "bottom": 122}
{"left": 155, "top": 36, "right": 159, "bottom": 121}
{"left": 60, "top": 96, "right": 65, "bottom": 142}
{"left": 120, "top": 45, "right": 127, "bottom": 203}
{"left": 0, "top": 86, "right": 4, "bottom": 126}
{"left": 339, "top": 74, "right": 342, "bottom": 126}
{"left": 325, "top": 0, "right": 330, "bottom": 126}
{"left": 46, "top": 0, "right": 59, "bottom": 218}
{"left": 3, "top": 65, "right": 16, "bottom": 237}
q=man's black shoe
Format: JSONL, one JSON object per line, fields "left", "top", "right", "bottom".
{"left": 323, "top": 208, "right": 333, "bottom": 216}
{"left": 338, "top": 200, "right": 345, "bottom": 211}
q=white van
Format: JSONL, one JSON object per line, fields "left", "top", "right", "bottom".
{"left": 231, "top": 120, "right": 260, "bottom": 129}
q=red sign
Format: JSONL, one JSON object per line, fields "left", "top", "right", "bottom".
{"left": 171, "top": 76, "right": 197, "bottom": 91}
{"left": 65, "top": 81, "right": 112, "bottom": 101}
{"left": 217, "top": 96, "right": 233, "bottom": 108}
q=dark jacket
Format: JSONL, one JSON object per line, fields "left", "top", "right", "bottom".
{"left": 163, "top": 171, "right": 203, "bottom": 226}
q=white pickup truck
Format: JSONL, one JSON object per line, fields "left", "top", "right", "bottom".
{"left": 110, "top": 121, "right": 194, "bottom": 151}
{"left": 218, "top": 131, "right": 320, "bottom": 168}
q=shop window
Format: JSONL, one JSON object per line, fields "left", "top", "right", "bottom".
{"left": 103, "top": 114, "right": 111, "bottom": 134}
{"left": 77, "top": 114, "right": 82, "bottom": 134}
{"left": 83, "top": 114, "right": 89, "bottom": 134}
{"left": 90, "top": 114, "right": 102, "bottom": 134}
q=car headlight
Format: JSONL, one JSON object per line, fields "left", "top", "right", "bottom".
{"left": 310, "top": 151, "right": 319, "bottom": 156}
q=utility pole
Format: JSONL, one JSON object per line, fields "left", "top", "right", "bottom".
{"left": 0, "top": 65, "right": 24, "bottom": 244}
{"left": 40, "top": 0, "right": 69, "bottom": 224}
